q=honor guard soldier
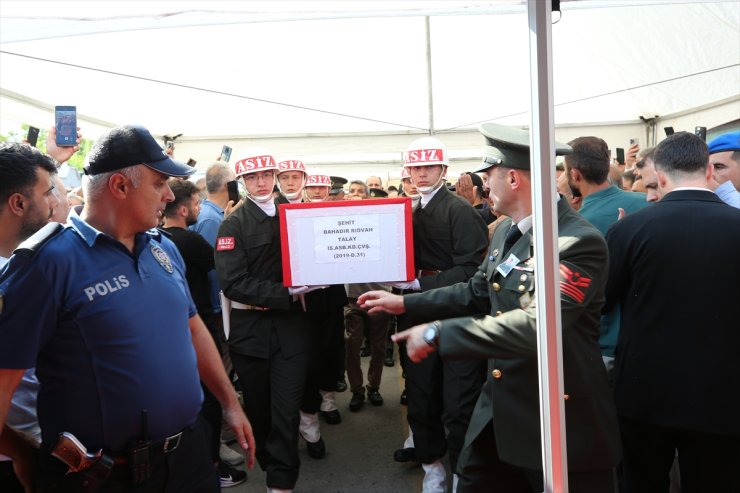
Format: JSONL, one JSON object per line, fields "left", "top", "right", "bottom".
{"left": 0, "top": 125, "right": 255, "bottom": 492}
{"left": 361, "top": 123, "right": 621, "bottom": 493}
{"left": 391, "top": 136, "right": 489, "bottom": 493}
{"left": 400, "top": 166, "right": 421, "bottom": 206}
{"left": 215, "top": 148, "right": 322, "bottom": 493}
{"left": 301, "top": 170, "right": 348, "bottom": 431}
{"left": 276, "top": 159, "right": 307, "bottom": 204}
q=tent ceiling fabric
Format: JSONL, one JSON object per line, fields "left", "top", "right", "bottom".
{"left": 1, "top": 0, "right": 738, "bottom": 141}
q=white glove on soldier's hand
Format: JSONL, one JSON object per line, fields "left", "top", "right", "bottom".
{"left": 385, "top": 279, "right": 421, "bottom": 291}
{"left": 289, "top": 285, "right": 329, "bottom": 297}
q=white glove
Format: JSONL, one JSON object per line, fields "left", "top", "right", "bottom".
{"left": 289, "top": 285, "right": 329, "bottom": 296}
{"left": 385, "top": 279, "right": 421, "bottom": 291}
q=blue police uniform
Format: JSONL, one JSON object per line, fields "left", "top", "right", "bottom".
{"left": 0, "top": 210, "right": 203, "bottom": 453}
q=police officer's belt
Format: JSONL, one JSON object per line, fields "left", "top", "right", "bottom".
{"left": 232, "top": 301, "right": 270, "bottom": 311}
{"left": 112, "top": 430, "right": 184, "bottom": 464}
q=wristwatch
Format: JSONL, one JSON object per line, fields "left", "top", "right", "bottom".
{"left": 422, "top": 321, "right": 441, "bottom": 348}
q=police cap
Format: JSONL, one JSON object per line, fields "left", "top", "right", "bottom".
{"left": 474, "top": 122, "right": 571, "bottom": 173}
{"left": 86, "top": 125, "right": 195, "bottom": 177}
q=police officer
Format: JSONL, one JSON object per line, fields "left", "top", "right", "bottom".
{"left": 0, "top": 125, "right": 255, "bottom": 492}
{"left": 360, "top": 123, "right": 621, "bottom": 493}
{"left": 391, "top": 136, "right": 489, "bottom": 493}
{"left": 215, "top": 148, "right": 322, "bottom": 493}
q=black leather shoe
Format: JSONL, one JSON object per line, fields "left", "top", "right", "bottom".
{"left": 393, "top": 447, "right": 417, "bottom": 463}
{"left": 360, "top": 346, "right": 371, "bottom": 357}
{"left": 319, "top": 409, "right": 342, "bottom": 425}
{"left": 336, "top": 379, "right": 347, "bottom": 392}
{"left": 367, "top": 388, "right": 383, "bottom": 406}
{"left": 399, "top": 389, "right": 408, "bottom": 405}
{"left": 305, "top": 437, "right": 326, "bottom": 459}
{"left": 349, "top": 392, "right": 365, "bottom": 412}
{"left": 384, "top": 354, "right": 394, "bottom": 367}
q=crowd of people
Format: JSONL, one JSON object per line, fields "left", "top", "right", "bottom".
{"left": 0, "top": 120, "right": 738, "bottom": 493}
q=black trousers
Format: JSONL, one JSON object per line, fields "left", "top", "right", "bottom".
{"left": 457, "top": 420, "right": 615, "bottom": 493}
{"left": 402, "top": 348, "right": 447, "bottom": 463}
{"left": 39, "top": 417, "right": 218, "bottom": 493}
{"left": 230, "top": 333, "right": 307, "bottom": 489}
{"left": 619, "top": 415, "right": 740, "bottom": 493}
{"left": 0, "top": 461, "right": 24, "bottom": 493}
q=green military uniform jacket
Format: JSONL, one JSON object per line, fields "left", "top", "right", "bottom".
{"left": 404, "top": 198, "right": 621, "bottom": 471}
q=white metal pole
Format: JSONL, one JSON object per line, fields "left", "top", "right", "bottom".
{"left": 424, "top": 15, "right": 435, "bottom": 135}
{"left": 527, "top": 1, "right": 569, "bottom": 492}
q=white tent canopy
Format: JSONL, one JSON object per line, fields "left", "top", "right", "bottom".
{"left": 1, "top": 0, "right": 738, "bottom": 179}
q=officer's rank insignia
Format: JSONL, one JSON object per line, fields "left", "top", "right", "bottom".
{"left": 559, "top": 262, "right": 591, "bottom": 304}
{"left": 150, "top": 244, "right": 174, "bottom": 273}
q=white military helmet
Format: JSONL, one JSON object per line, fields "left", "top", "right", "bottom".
{"left": 233, "top": 147, "right": 277, "bottom": 202}
{"left": 276, "top": 159, "right": 307, "bottom": 200}
{"left": 402, "top": 136, "right": 448, "bottom": 193}
{"left": 304, "top": 168, "right": 332, "bottom": 202}
{"left": 402, "top": 136, "right": 449, "bottom": 168}
{"left": 400, "top": 166, "right": 420, "bottom": 199}
{"left": 277, "top": 159, "right": 307, "bottom": 175}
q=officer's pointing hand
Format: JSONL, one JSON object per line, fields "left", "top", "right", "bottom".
{"left": 222, "top": 402, "right": 256, "bottom": 469}
{"left": 358, "top": 290, "right": 406, "bottom": 315}
{"left": 393, "top": 325, "right": 436, "bottom": 362}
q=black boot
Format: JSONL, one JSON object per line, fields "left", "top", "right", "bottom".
{"left": 349, "top": 391, "right": 365, "bottom": 412}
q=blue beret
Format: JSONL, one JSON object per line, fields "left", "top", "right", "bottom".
{"left": 707, "top": 131, "right": 740, "bottom": 155}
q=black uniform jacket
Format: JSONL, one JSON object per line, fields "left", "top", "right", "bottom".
{"left": 605, "top": 190, "right": 740, "bottom": 437}
{"left": 215, "top": 199, "right": 309, "bottom": 359}
{"left": 413, "top": 186, "right": 489, "bottom": 293}
{"left": 404, "top": 198, "right": 621, "bottom": 471}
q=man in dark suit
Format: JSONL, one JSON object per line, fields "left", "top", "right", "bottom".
{"left": 360, "top": 123, "right": 621, "bottom": 493}
{"left": 604, "top": 131, "right": 740, "bottom": 492}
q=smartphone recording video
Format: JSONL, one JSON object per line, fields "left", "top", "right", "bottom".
{"left": 615, "top": 147, "right": 625, "bottom": 165}
{"left": 221, "top": 145, "right": 233, "bottom": 163}
{"left": 54, "top": 106, "right": 77, "bottom": 147}
{"left": 26, "top": 126, "right": 40, "bottom": 147}
{"left": 227, "top": 180, "right": 240, "bottom": 205}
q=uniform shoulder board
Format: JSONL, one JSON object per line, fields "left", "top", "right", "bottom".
{"left": 1, "top": 223, "right": 64, "bottom": 309}
{"left": 13, "top": 222, "right": 65, "bottom": 258}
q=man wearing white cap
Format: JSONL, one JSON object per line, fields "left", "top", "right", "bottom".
{"left": 215, "top": 149, "right": 321, "bottom": 493}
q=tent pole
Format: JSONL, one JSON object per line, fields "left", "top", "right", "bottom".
{"left": 527, "top": 1, "right": 569, "bottom": 492}
{"left": 425, "top": 16, "right": 435, "bottom": 136}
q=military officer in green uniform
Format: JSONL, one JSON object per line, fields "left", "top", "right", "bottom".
{"left": 359, "top": 123, "right": 620, "bottom": 493}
